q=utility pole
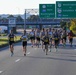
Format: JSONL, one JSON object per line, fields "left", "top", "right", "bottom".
{"left": 24, "top": 9, "right": 26, "bottom": 29}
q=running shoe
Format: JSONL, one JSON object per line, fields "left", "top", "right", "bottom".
{"left": 11, "top": 52, "right": 14, "bottom": 57}
{"left": 43, "top": 49, "right": 45, "bottom": 52}
{"left": 24, "top": 53, "right": 26, "bottom": 56}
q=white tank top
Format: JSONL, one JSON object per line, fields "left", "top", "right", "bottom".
{"left": 22, "top": 35, "right": 27, "bottom": 41}
{"left": 36, "top": 32, "right": 40, "bottom": 37}
{"left": 30, "top": 32, "right": 34, "bottom": 36}
{"left": 48, "top": 32, "right": 52, "bottom": 38}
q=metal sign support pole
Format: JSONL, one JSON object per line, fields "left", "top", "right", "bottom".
{"left": 24, "top": 9, "right": 26, "bottom": 29}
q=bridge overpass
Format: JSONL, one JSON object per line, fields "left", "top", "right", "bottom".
{"left": 0, "top": 19, "right": 70, "bottom": 26}
{"left": 0, "top": 21, "right": 60, "bottom": 26}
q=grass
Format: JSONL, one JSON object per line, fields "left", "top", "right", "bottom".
{"left": 0, "top": 41, "right": 8, "bottom": 45}
{"left": 0, "top": 33, "right": 7, "bottom": 36}
{"left": 0, "top": 36, "right": 21, "bottom": 46}
{"left": 14, "top": 36, "right": 21, "bottom": 42}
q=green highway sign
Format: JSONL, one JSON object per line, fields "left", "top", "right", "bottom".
{"left": 39, "top": 4, "right": 55, "bottom": 18}
{"left": 56, "top": 1, "right": 76, "bottom": 18}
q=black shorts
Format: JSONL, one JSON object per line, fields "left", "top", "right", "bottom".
{"left": 49, "top": 38, "right": 52, "bottom": 42}
{"left": 69, "top": 38, "right": 73, "bottom": 43}
{"left": 22, "top": 41, "right": 27, "bottom": 47}
{"left": 63, "top": 37, "right": 66, "bottom": 42}
{"left": 41, "top": 39, "right": 44, "bottom": 42}
{"left": 44, "top": 42, "right": 49, "bottom": 45}
{"left": 36, "top": 37, "right": 40, "bottom": 41}
{"left": 9, "top": 41, "right": 14, "bottom": 45}
{"left": 30, "top": 36, "right": 35, "bottom": 40}
{"left": 55, "top": 40, "right": 59, "bottom": 45}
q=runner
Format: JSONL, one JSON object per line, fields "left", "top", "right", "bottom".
{"left": 57, "top": 30, "right": 61, "bottom": 45}
{"left": 41, "top": 28, "right": 45, "bottom": 50}
{"left": 68, "top": 30, "right": 74, "bottom": 47}
{"left": 29, "top": 29, "right": 35, "bottom": 47}
{"left": 48, "top": 28, "right": 53, "bottom": 52}
{"left": 43, "top": 32, "right": 49, "bottom": 55}
{"left": 20, "top": 30, "right": 28, "bottom": 56}
{"left": 61, "top": 30, "right": 67, "bottom": 47}
{"left": 52, "top": 28, "right": 55, "bottom": 47}
{"left": 35, "top": 29, "right": 40, "bottom": 48}
{"left": 8, "top": 29, "right": 16, "bottom": 56}
{"left": 53, "top": 29, "right": 59, "bottom": 51}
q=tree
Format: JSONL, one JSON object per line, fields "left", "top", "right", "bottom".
{"left": 71, "top": 19, "right": 76, "bottom": 23}
{"left": 70, "top": 20, "right": 76, "bottom": 34}
{"left": 16, "top": 15, "right": 23, "bottom": 22}
{"left": 8, "top": 15, "right": 14, "bottom": 18}
{"left": 1, "top": 17, "right": 8, "bottom": 23}
{"left": 27, "top": 15, "right": 39, "bottom": 21}
{"left": 60, "top": 21, "right": 66, "bottom": 29}
{"left": 66, "top": 21, "right": 71, "bottom": 28}
{"left": 0, "top": 16, "right": 1, "bottom": 21}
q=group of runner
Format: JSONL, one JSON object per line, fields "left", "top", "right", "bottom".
{"left": 8, "top": 28, "right": 74, "bottom": 56}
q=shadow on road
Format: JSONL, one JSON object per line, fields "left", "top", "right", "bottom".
{"left": 25, "top": 56, "right": 76, "bottom": 62}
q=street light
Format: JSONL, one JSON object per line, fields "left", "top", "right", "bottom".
{"left": 24, "top": 9, "right": 26, "bottom": 29}
{"left": 24, "top": 9, "right": 39, "bottom": 29}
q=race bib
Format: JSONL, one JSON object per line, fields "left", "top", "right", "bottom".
{"left": 55, "top": 38, "right": 58, "bottom": 40}
{"left": 45, "top": 39, "right": 48, "bottom": 42}
{"left": 10, "top": 38, "right": 14, "bottom": 41}
{"left": 23, "top": 38, "right": 26, "bottom": 41}
{"left": 42, "top": 36, "right": 44, "bottom": 39}
{"left": 49, "top": 35, "right": 52, "bottom": 38}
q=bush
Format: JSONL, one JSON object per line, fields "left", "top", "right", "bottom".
{"left": 70, "top": 24, "right": 76, "bottom": 35}
{"left": 0, "top": 36, "right": 21, "bottom": 47}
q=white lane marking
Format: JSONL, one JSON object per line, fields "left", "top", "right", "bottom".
{"left": 15, "top": 59, "right": 20, "bottom": 62}
{"left": 27, "top": 52, "right": 30, "bottom": 55}
{"left": 0, "top": 71, "right": 3, "bottom": 73}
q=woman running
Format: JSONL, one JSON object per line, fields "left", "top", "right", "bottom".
{"left": 35, "top": 29, "right": 41, "bottom": 48}
{"left": 21, "top": 30, "right": 28, "bottom": 56}
{"left": 41, "top": 28, "right": 46, "bottom": 50}
{"left": 29, "top": 29, "right": 35, "bottom": 47}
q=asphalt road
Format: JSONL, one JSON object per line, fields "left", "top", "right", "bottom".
{"left": 0, "top": 41, "right": 76, "bottom": 75}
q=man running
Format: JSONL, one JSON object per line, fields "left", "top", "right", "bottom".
{"left": 48, "top": 28, "right": 53, "bottom": 52}
{"left": 61, "top": 30, "right": 67, "bottom": 47}
{"left": 43, "top": 32, "right": 49, "bottom": 55}
{"left": 8, "top": 30, "right": 16, "bottom": 56}
{"left": 53, "top": 29, "right": 59, "bottom": 51}
{"left": 41, "top": 28, "right": 46, "bottom": 50}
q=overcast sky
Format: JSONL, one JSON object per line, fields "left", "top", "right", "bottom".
{"left": 0, "top": 0, "right": 75, "bottom": 14}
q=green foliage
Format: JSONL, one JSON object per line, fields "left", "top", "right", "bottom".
{"left": 27, "top": 15, "right": 39, "bottom": 21}
{"left": 70, "top": 25, "right": 76, "bottom": 32}
{"left": 0, "top": 36, "right": 21, "bottom": 46}
{"left": 16, "top": 15, "right": 23, "bottom": 22}
{"left": 8, "top": 15, "right": 14, "bottom": 18}
{"left": 70, "top": 20, "right": 76, "bottom": 34}
{"left": 60, "top": 21, "right": 66, "bottom": 29}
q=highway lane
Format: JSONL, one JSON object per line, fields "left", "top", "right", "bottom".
{"left": 0, "top": 42, "right": 76, "bottom": 75}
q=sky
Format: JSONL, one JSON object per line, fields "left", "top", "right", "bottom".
{"left": 0, "top": 0, "right": 75, "bottom": 14}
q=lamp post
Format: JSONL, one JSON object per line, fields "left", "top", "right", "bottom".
{"left": 24, "top": 9, "right": 26, "bottom": 29}
{"left": 24, "top": 9, "right": 39, "bottom": 29}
